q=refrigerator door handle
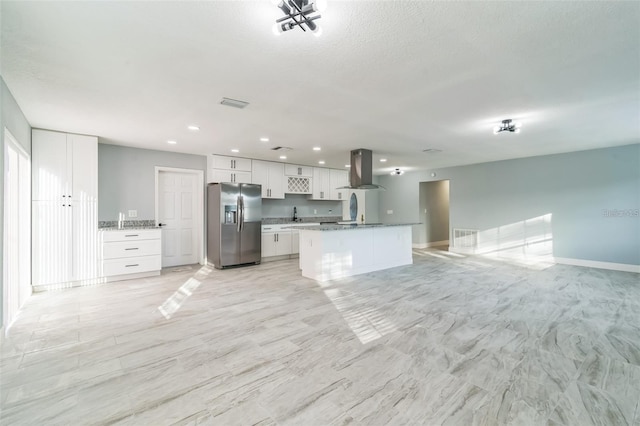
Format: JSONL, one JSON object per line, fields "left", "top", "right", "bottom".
{"left": 236, "top": 196, "right": 241, "bottom": 232}
{"left": 238, "top": 195, "right": 244, "bottom": 232}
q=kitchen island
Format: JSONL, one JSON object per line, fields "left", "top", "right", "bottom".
{"left": 292, "top": 223, "right": 415, "bottom": 282}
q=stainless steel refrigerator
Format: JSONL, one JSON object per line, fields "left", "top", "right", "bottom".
{"left": 207, "top": 183, "right": 262, "bottom": 269}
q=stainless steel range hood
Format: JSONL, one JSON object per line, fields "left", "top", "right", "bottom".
{"left": 339, "top": 148, "right": 386, "bottom": 190}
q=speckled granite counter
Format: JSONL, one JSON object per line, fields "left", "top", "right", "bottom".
{"left": 291, "top": 223, "right": 419, "bottom": 231}
{"left": 99, "top": 226, "right": 161, "bottom": 231}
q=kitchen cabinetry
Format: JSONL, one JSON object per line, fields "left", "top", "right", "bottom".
{"left": 32, "top": 129, "right": 99, "bottom": 288}
{"left": 284, "top": 164, "right": 313, "bottom": 177}
{"left": 207, "top": 155, "right": 252, "bottom": 184}
{"left": 310, "top": 167, "right": 331, "bottom": 200}
{"left": 261, "top": 223, "right": 319, "bottom": 259}
{"left": 252, "top": 160, "right": 285, "bottom": 199}
{"left": 261, "top": 229, "right": 292, "bottom": 257}
{"left": 100, "top": 229, "right": 162, "bottom": 281}
{"left": 329, "top": 169, "right": 349, "bottom": 201}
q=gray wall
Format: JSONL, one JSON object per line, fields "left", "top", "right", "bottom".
{"left": 378, "top": 144, "right": 640, "bottom": 266}
{"left": 98, "top": 144, "right": 206, "bottom": 221}
{"left": 262, "top": 194, "right": 343, "bottom": 219}
{"left": 419, "top": 180, "right": 450, "bottom": 244}
{"left": 1, "top": 76, "right": 32, "bottom": 329}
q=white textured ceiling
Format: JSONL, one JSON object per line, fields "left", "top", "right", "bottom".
{"left": 2, "top": 1, "right": 639, "bottom": 173}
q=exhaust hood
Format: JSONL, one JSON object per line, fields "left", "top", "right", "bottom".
{"left": 339, "top": 149, "right": 386, "bottom": 190}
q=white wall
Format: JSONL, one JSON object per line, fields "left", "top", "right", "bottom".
{"left": 98, "top": 144, "right": 206, "bottom": 221}
{"left": 378, "top": 144, "right": 640, "bottom": 266}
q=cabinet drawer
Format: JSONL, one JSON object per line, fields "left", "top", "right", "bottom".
{"left": 102, "top": 255, "right": 161, "bottom": 277}
{"left": 102, "top": 239, "right": 161, "bottom": 259}
{"left": 102, "top": 229, "right": 161, "bottom": 242}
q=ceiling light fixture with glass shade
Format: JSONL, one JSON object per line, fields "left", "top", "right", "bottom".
{"left": 493, "top": 119, "right": 522, "bottom": 134}
{"left": 272, "top": 0, "right": 327, "bottom": 35}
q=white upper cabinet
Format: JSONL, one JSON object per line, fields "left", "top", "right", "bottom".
{"left": 329, "top": 169, "right": 349, "bottom": 201}
{"left": 210, "top": 155, "right": 252, "bottom": 171}
{"left": 284, "top": 164, "right": 313, "bottom": 177}
{"left": 208, "top": 155, "right": 252, "bottom": 183}
{"left": 252, "top": 160, "right": 284, "bottom": 199}
{"left": 32, "top": 129, "right": 98, "bottom": 202}
{"left": 310, "top": 167, "right": 331, "bottom": 200}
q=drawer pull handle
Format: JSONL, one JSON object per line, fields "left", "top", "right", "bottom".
{"left": 125, "top": 234, "right": 139, "bottom": 237}
{"left": 125, "top": 264, "right": 139, "bottom": 267}
{"left": 125, "top": 248, "right": 139, "bottom": 250}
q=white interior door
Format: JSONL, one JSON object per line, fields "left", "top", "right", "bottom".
{"left": 158, "top": 171, "right": 200, "bottom": 267}
{"left": 3, "top": 129, "right": 31, "bottom": 331}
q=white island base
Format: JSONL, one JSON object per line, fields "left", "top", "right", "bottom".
{"left": 298, "top": 225, "right": 413, "bottom": 282}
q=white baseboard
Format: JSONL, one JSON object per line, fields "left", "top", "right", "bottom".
{"left": 554, "top": 257, "right": 640, "bottom": 274}
{"left": 413, "top": 240, "right": 450, "bottom": 249}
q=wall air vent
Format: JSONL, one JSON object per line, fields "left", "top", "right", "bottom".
{"left": 422, "top": 149, "right": 442, "bottom": 153}
{"left": 270, "top": 146, "right": 292, "bottom": 151}
{"left": 220, "top": 97, "right": 249, "bottom": 109}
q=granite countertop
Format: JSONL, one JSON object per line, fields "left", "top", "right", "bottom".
{"left": 289, "top": 223, "right": 419, "bottom": 231}
{"left": 262, "top": 216, "right": 342, "bottom": 225}
{"left": 99, "top": 226, "right": 160, "bottom": 231}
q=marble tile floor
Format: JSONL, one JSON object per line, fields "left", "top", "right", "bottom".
{"left": 1, "top": 249, "right": 639, "bottom": 425}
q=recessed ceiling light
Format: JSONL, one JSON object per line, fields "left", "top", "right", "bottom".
{"left": 313, "top": 147, "right": 321, "bottom": 151}
{"left": 279, "top": 155, "right": 287, "bottom": 159}
{"left": 187, "top": 125, "right": 200, "bottom": 131}
{"left": 318, "top": 160, "right": 325, "bottom": 165}
{"left": 260, "top": 137, "right": 269, "bottom": 142}
{"left": 380, "top": 158, "right": 387, "bottom": 162}
{"left": 345, "top": 164, "right": 350, "bottom": 168}
{"left": 231, "top": 149, "right": 239, "bottom": 153}
{"left": 167, "top": 140, "right": 177, "bottom": 144}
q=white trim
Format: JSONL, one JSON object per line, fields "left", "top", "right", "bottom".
{"left": 154, "top": 166, "right": 206, "bottom": 266}
{"left": 412, "top": 243, "right": 427, "bottom": 249}
{"left": 554, "top": 257, "right": 640, "bottom": 274}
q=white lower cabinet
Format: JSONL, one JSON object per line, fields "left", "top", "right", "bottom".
{"left": 261, "top": 224, "right": 318, "bottom": 259}
{"left": 100, "top": 229, "right": 162, "bottom": 281}
{"left": 261, "top": 231, "right": 292, "bottom": 257}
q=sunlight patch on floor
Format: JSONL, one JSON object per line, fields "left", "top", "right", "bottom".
{"left": 158, "top": 265, "right": 212, "bottom": 319}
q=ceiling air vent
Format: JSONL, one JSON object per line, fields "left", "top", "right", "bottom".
{"left": 270, "top": 146, "right": 292, "bottom": 151}
{"left": 422, "top": 149, "right": 442, "bottom": 153}
{"left": 220, "top": 97, "right": 249, "bottom": 109}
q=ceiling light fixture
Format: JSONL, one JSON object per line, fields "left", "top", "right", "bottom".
{"left": 318, "top": 160, "right": 325, "bottom": 165}
{"left": 167, "top": 140, "right": 177, "bottom": 145}
{"left": 187, "top": 125, "right": 200, "bottom": 131}
{"left": 493, "top": 119, "right": 522, "bottom": 134}
{"left": 313, "top": 147, "right": 321, "bottom": 151}
{"left": 380, "top": 158, "right": 387, "bottom": 162}
{"left": 260, "top": 137, "right": 269, "bottom": 142}
{"left": 231, "top": 149, "right": 239, "bottom": 153}
{"left": 280, "top": 155, "right": 287, "bottom": 159}
{"left": 390, "top": 168, "right": 404, "bottom": 176}
{"left": 272, "top": 0, "right": 326, "bottom": 35}
{"left": 345, "top": 164, "right": 350, "bottom": 168}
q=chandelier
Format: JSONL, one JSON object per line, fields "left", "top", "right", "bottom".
{"left": 493, "top": 119, "right": 522, "bottom": 134}
{"left": 272, "top": 0, "right": 327, "bottom": 35}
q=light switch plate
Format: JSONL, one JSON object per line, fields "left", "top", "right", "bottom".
{"left": 128, "top": 210, "right": 138, "bottom": 218}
